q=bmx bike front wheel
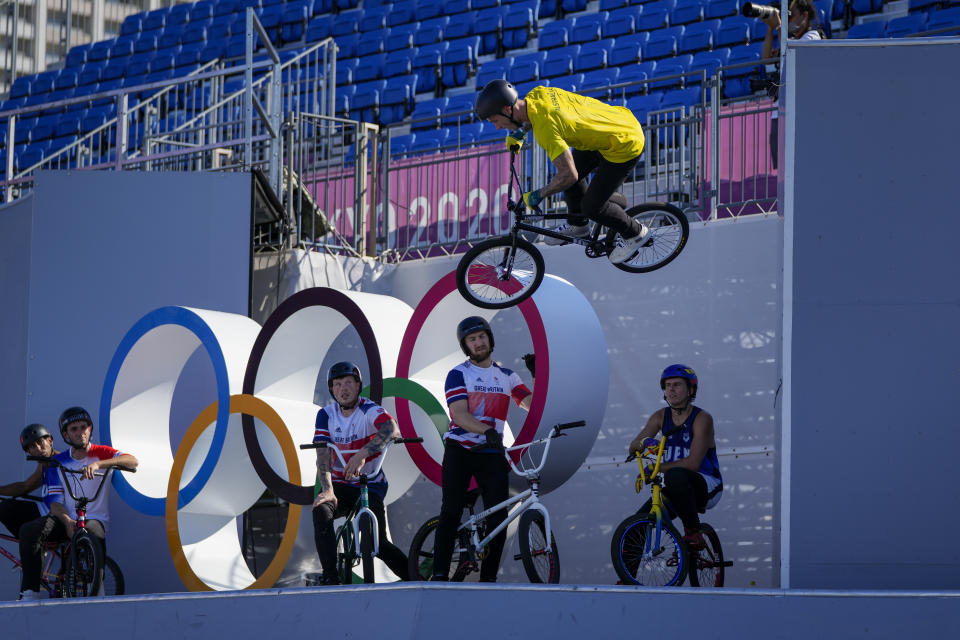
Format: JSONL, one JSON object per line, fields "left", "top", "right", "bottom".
{"left": 456, "top": 236, "right": 545, "bottom": 309}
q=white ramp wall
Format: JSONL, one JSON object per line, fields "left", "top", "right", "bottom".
{"left": 783, "top": 39, "right": 960, "bottom": 588}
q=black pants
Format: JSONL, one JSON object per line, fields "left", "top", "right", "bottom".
{"left": 312, "top": 483, "right": 409, "bottom": 581}
{"left": 563, "top": 149, "right": 642, "bottom": 238}
{"left": 639, "top": 468, "right": 708, "bottom": 531}
{"left": 433, "top": 443, "right": 509, "bottom": 581}
{"left": 0, "top": 498, "right": 41, "bottom": 538}
{"left": 19, "top": 515, "right": 106, "bottom": 592}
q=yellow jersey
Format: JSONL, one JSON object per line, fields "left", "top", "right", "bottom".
{"left": 524, "top": 86, "right": 645, "bottom": 163}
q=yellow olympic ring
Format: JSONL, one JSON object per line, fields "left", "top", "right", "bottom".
{"left": 165, "top": 394, "right": 302, "bottom": 591}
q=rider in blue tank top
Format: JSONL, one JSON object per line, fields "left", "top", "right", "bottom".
{"left": 628, "top": 364, "right": 723, "bottom": 548}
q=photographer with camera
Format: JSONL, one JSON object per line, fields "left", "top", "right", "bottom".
{"left": 745, "top": 0, "right": 825, "bottom": 168}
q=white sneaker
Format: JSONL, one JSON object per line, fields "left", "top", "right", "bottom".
{"left": 609, "top": 224, "right": 650, "bottom": 264}
{"left": 18, "top": 589, "right": 39, "bottom": 601}
{"left": 544, "top": 222, "right": 591, "bottom": 246}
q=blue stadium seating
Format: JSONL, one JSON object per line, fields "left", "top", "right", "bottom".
{"left": 636, "top": 7, "right": 671, "bottom": 31}
{"left": 416, "top": 0, "right": 445, "bottom": 22}
{"left": 388, "top": 132, "right": 416, "bottom": 157}
{"left": 846, "top": 21, "right": 887, "bottom": 38}
{"left": 539, "top": 18, "right": 573, "bottom": 49}
{"left": 456, "top": 121, "right": 485, "bottom": 145}
{"left": 672, "top": 0, "right": 705, "bottom": 25}
{"left": 562, "top": 0, "right": 589, "bottom": 14}
{"left": 415, "top": 17, "right": 450, "bottom": 46}
{"left": 604, "top": 6, "right": 641, "bottom": 38}
{"left": 549, "top": 73, "right": 584, "bottom": 92}
{"left": 384, "top": 50, "right": 416, "bottom": 78}
{"left": 442, "top": 36, "right": 481, "bottom": 88}
{"left": 619, "top": 60, "right": 658, "bottom": 95}
{"left": 476, "top": 58, "right": 514, "bottom": 87}
{"left": 360, "top": 7, "right": 389, "bottom": 32}
{"left": 305, "top": 16, "right": 331, "bottom": 42}
{"left": 357, "top": 30, "right": 385, "bottom": 56}
{"left": 380, "top": 74, "right": 418, "bottom": 124}
{"left": 925, "top": 7, "right": 960, "bottom": 34}
{"left": 661, "top": 86, "right": 702, "bottom": 112}
{"left": 600, "top": 0, "right": 629, "bottom": 9}
{"left": 66, "top": 45, "right": 90, "bottom": 68}
{"left": 688, "top": 48, "right": 731, "bottom": 85}
{"left": 351, "top": 79, "right": 387, "bottom": 122}
{"left": 410, "top": 96, "right": 448, "bottom": 130}
{"left": 504, "top": 2, "right": 538, "bottom": 50}
{"left": 706, "top": 0, "right": 740, "bottom": 19}
{"left": 410, "top": 128, "right": 450, "bottom": 155}
{"left": 679, "top": 19, "right": 720, "bottom": 53}
{"left": 445, "top": 11, "right": 476, "bottom": 39}
{"left": 355, "top": 53, "right": 387, "bottom": 82}
{"left": 580, "top": 67, "right": 620, "bottom": 100}
{"left": 627, "top": 93, "right": 663, "bottom": 124}
{"left": 649, "top": 54, "right": 693, "bottom": 89}
{"left": 413, "top": 42, "right": 449, "bottom": 93}
{"left": 509, "top": 52, "right": 547, "bottom": 84}
{"left": 386, "top": 24, "right": 417, "bottom": 52}
{"left": 475, "top": 7, "right": 506, "bottom": 55}
{"left": 574, "top": 39, "right": 614, "bottom": 73}
{"left": 886, "top": 13, "right": 928, "bottom": 37}
{"left": 717, "top": 16, "right": 752, "bottom": 47}
{"left": 571, "top": 13, "right": 606, "bottom": 43}
{"left": 387, "top": 1, "right": 417, "bottom": 27}
{"left": 609, "top": 32, "right": 649, "bottom": 65}
{"left": 542, "top": 45, "right": 580, "bottom": 77}
{"left": 443, "top": 94, "right": 476, "bottom": 126}
{"left": 332, "top": 9, "right": 362, "bottom": 36}
{"left": 852, "top": 0, "right": 883, "bottom": 16}
{"left": 337, "top": 58, "right": 359, "bottom": 85}
{"left": 645, "top": 26, "right": 685, "bottom": 59}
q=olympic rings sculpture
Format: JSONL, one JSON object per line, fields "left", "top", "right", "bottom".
{"left": 102, "top": 271, "right": 608, "bottom": 591}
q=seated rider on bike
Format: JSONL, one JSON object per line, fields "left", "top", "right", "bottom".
{"left": 19, "top": 407, "right": 138, "bottom": 600}
{"left": 311, "top": 362, "right": 410, "bottom": 584}
{"left": 475, "top": 79, "right": 649, "bottom": 264}
{"left": 431, "top": 317, "right": 533, "bottom": 582}
{"left": 628, "top": 365, "right": 723, "bottom": 548}
{"left": 1, "top": 424, "right": 60, "bottom": 541}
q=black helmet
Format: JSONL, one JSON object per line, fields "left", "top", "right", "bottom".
{"left": 20, "top": 423, "right": 52, "bottom": 452}
{"left": 58, "top": 406, "right": 92, "bottom": 432}
{"left": 327, "top": 361, "right": 362, "bottom": 391}
{"left": 457, "top": 316, "right": 495, "bottom": 358}
{"left": 475, "top": 79, "right": 519, "bottom": 120}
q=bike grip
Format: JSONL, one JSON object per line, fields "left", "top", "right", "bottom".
{"left": 624, "top": 453, "right": 637, "bottom": 463}
{"left": 299, "top": 442, "right": 327, "bottom": 449}
{"left": 394, "top": 437, "right": 424, "bottom": 444}
{"left": 557, "top": 420, "right": 586, "bottom": 430}
{"left": 26, "top": 455, "right": 55, "bottom": 464}
{"left": 117, "top": 466, "right": 137, "bottom": 473}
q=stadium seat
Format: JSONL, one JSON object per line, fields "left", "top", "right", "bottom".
{"left": 503, "top": 2, "right": 538, "bottom": 50}
{"left": 280, "top": 1, "right": 311, "bottom": 42}
{"left": 443, "top": 93, "right": 477, "bottom": 126}
{"left": 415, "top": 17, "right": 450, "bottom": 46}
{"left": 77, "top": 64, "right": 103, "bottom": 88}
{"left": 661, "top": 86, "right": 702, "bottom": 112}
{"left": 334, "top": 33, "right": 360, "bottom": 58}
{"left": 386, "top": 24, "right": 418, "bottom": 52}
{"left": 66, "top": 44, "right": 91, "bottom": 68}
{"left": 573, "top": 39, "right": 614, "bottom": 73}
{"left": 455, "top": 121, "right": 484, "bottom": 146}
{"left": 380, "top": 74, "right": 418, "bottom": 124}
{"left": 413, "top": 42, "right": 449, "bottom": 94}
{"left": 410, "top": 128, "right": 450, "bottom": 155}
{"left": 355, "top": 53, "right": 387, "bottom": 82}
{"left": 600, "top": 0, "right": 629, "bottom": 9}
{"left": 649, "top": 54, "right": 693, "bottom": 89}
{"left": 384, "top": 50, "right": 416, "bottom": 78}
{"left": 706, "top": 0, "right": 740, "bottom": 19}
{"left": 332, "top": 8, "right": 362, "bottom": 36}
{"left": 416, "top": 0, "right": 445, "bottom": 22}
{"left": 54, "top": 71, "right": 78, "bottom": 92}
{"left": 580, "top": 67, "right": 621, "bottom": 100}
{"left": 688, "top": 48, "right": 730, "bottom": 85}
{"left": 56, "top": 114, "right": 82, "bottom": 138}
{"left": 645, "top": 26, "right": 685, "bottom": 59}
{"left": 604, "top": 6, "right": 641, "bottom": 38}
{"left": 548, "top": 73, "right": 583, "bottom": 91}
{"left": 388, "top": 132, "right": 416, "bottom": 158}
{"left": 562, "top": 0, "right": 589, "bottom": 14}
{"left": 508, "top": 52, "right": 547, "bottom": 84}
{"left": 476, "top": 58, "right": 514, "bottom": 88}
{"left": 410, "top": 96, "right": 448, "bottom": 130}
{"left": 636, "top": 7, "right": 671, "bottom": 32}
{"left": 541, "top": 44, "right": 580, "bottom": 78}
{"left": 305, "top": 16, "right": 331, "bottom": 42}
{"left": 679, "top": 19, "right": 720, "bottom": 53}
{"left": 387, "top": 1, "right": 417, "bottom": 27}
{"left": 570, "top": 14, "right": 606, "bottom": 44}
{"left": 539, "top": 18, "right": 573, "bottom": 49}
{"left": 886, "top": 13, "right": 928, "bottom": 37}
{"left": 351, "top": 79, "right": 387, "bottom": 122}
{"left": 609, "top": 32, "right": 649, "bottom": 66}
{"left": 717, "top": 16, "right": 752, "bottom": 47}
{"left": 672, "top": 0, "right": 705, "bottom": 25}
{"left": 442, "top": 36, "right": 481, "bottom": 88}
{"left": 618, "top": 60, "right": 658, "bottom": 95}
{"left": 627, "top": 92, "right": 663, "bottom": 124}
{"left": 851, "top": 0, "right": 882, "bottom": 16}
{"left": 925, "top": 7, "right": 960, "bottom": 34}
{"left": 846, "top": 21, "right": 887, "bottom": 38}
{"left": 475, "top": 6, "right": 506, "bottom": 55}
{"left": 445, "top": 11, "right": 476, "bottom": 39}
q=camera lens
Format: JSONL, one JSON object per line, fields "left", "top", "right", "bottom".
{"left": 742, "top": 2, "right": 779, "bottom": 19}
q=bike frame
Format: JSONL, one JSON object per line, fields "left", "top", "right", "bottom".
{"left": 0, "top": 531, "right": 66, "bottom": 595}
{"left": 456, "top": 425, "right": 578, "bottom": 557}
{"left": 633, "top": 428, "right": 680, "bottom": 561}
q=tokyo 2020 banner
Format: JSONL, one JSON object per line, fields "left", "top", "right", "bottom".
{"left": 99, "top": 270, "right": 608, "bottom": 591}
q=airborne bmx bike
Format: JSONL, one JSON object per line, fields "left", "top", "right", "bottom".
{"left": 455, "top": 153, "right": 689, "bottom": 309}
{"left": 408, "top": 420, "right": 584, "bottom": 583}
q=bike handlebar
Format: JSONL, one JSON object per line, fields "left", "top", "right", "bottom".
{"left": 504, "top": 421, "right": 585, "bottom": 478}
{"left": 26, "top": 455, "right": 135, "bottom": 506}
{"left": 298, "top": 437, "right": 424, "bottom": 479}
{"left": 26, "top": 455, "right": 136, "bottom": 474}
